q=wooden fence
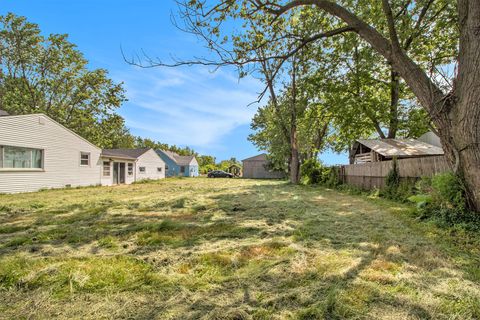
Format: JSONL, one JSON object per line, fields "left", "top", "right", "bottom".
{"left": 338, "top": 156, "right": 450, "bottom": 190}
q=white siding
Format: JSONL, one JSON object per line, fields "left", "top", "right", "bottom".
{"left": 135, "top": 149, "right": 165, "bottom": 181}
{"left": 190, "top": 158, "right": 199, "bottom": 166}
{"left": 100, "top": 159, "right": 136, "bottom": 186}
{"left": 0, "top": 114, "right": 102, "bottom": 193}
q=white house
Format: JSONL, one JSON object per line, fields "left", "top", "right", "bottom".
{"left": 0, "top": 113, "right": 103, "bottom": 193}
{"left": 100, "top": 149, "right": 165, "bottom": 185}
{"left": 0, "top": 112, "right": 165, "bottom": 193}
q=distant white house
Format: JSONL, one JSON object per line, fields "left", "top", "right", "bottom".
{"left": 101, "top": 149, "right": 165, "bottom": 185}
{"left": 0, "top": 112, "right": 165, "bottom": 193}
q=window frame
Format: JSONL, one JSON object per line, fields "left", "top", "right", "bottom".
{"left": 0, "top": 145, "right": 44, "bottom": 171}
{"left": 139, "top": 166, "right": 146, "bottom": 174}
{"left": 102, "top": 161, "right": 111, "bottom": 177}
{"left": 180, "top": 166, "right": 186, "bottom": 173}
{"left": 80, "top": 152, "right": 91, "bottom": 167}
{"left": 157, "top": 167, "right": 162, "bottom": 173}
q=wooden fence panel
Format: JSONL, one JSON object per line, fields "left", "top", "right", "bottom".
{"left": 338, "top": 156, "right": 449, "bottom": 190}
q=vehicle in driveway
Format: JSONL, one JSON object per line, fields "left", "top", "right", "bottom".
{"left": 207, "top": 170, "right": 234, "bottom": 178}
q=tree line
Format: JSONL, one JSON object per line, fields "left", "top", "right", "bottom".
{"left": 0, "top": 13, "right": 201, "bottom": 159}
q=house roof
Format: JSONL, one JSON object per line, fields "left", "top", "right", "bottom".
{"left": 355, "top": 139, "right": 444, "bottom": 158}
{"left": 0, "top": 113, "right": 101, "bottom": 150}
{"left": 0, "top": 109, "right": 9, "bottom": 116}
{"left": 242, "top": 153, "right": 268, "bottom": 162}
{"left": 175, "top": 155, "right": 197, "bottom": 166}
{"left": 102, "top": 148, "right": 151, "bottom": 160}
{"left": 158, "top": 150, "right": 197, "bottom": 166}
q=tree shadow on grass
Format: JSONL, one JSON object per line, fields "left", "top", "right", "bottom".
{"left": 199, "top": 183, "right": 479, "bottom": 319}
{"left": 0, "top": 193, "right": 262, "bottom": 257}
{"left": 0, "top": 181, "right": 479, "bottom": 319}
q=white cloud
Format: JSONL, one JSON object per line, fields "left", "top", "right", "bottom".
{"left": 115, "top": 66, "right": 263, "bottom": 148}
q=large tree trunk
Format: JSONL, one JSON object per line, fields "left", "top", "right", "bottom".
{"left": 387, "top": 69, "right": 399, "bottom": 138}
{"left": 438, "top": 0, "right": 480, "bottom": 211}
{"left": 290, "top": 127, "right": 301, "bottom": 184}
{"left": 289, "top": 57, "right": 301, "bottom": 184}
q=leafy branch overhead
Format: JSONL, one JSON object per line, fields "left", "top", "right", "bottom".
{"left": 149, "top": 0, "right": 479, "bottom": 212}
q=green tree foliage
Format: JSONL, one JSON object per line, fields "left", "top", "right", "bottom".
{"left": 249, "top": 85, "right": 329, "bottom": 172}
{"left": 0, "top": 13, "right": 129, "bottom": 148}
{"left": 0, "top": 13, "right": 217, "bottom": 164}
{"left": 133, "top": 137, "right": 198, "bottom": 156}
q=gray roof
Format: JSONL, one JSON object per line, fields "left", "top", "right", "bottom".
{"left": 355, "top": 139, "right": 444, "bottom": 157}
{"left": 242, "top": 153, "right": 268, "bottom": 162}
{"left": 0, "top": 110, "right": 10, "bottom": 116}
{"left": 175, "top": 155, "right": 196, "bottom": 166}
{"left": 158, "top": 150, "right": 197, "bottom": 166}
{"left": 102, "top": 148, "right": 151, "bottom": 160}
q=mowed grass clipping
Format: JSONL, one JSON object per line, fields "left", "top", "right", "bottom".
{"left": 0, "top": 178, "right": 479, "bottom": 319}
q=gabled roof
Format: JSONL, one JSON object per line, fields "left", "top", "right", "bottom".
{"left": 0, "top": 113, "right": 101, "bottom": 150}
{"left": 157, "top": 150, "right": 197, "bottom": 166}
{"left": 175, "top": 155, "right": 197, "bottom": 166}
{"left": 355, "top": 139, "right": 444, "bottom": 157}
{"left": 242, "top": 153, "right": 268, "bottom": 162}
{"left": 102, "top": 148, "right": 151, "bottom": 160}
{"left": 159, "top": 150, "right": 179, "bottom": 162}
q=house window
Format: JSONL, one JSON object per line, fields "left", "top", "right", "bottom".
{"left": 165, "top": 165, "right": 169, "bottom": 171}
{"left": 180, "top": 166, "right": 185, "bottom": 173}
{"left": 139, "top": 166, "right": 146, "bottom": 173}
{"left": 103, "top": 161, "right": 110, "bottom": 176}
{"left": 80, "top": 152, "right": 90, "bottom": 166}
{"left": 157, "top": 167, "right": 162, "bottom": 173}
{"left": 128, "top": 163, "right": 133, "bottom": 176}
{"left": 0, "top": 145, "right": 43, "bottom": 169}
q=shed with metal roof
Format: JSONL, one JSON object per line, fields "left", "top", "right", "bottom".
{"left": 350, "top": 139, "right": 444, "bottom": 164}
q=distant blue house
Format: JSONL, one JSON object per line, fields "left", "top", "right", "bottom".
{"left": 156, "top": 150, "right": 199, "bottom": 177}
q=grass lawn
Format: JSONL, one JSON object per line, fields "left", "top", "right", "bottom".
{"left": 0, "top": 178, "right": 479, "bottom": 319}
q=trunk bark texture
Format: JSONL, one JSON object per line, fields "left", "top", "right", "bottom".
{"left": 387, "top": 69, "right": 400, "bottom": 138}
{"left": 290, "top": 128, "right": 301, "bottom": 184}
{"left": 442, "top": 0, "right": 480, "bottom": 211}
{"left": 289, "top": 57, "right": 301, "bottom": 184}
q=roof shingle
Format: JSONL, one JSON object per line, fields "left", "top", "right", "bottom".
{"left": 102, "top": 148, "right": 151, "bottom": 160}
{"left": 158, "top": 150, "right": 197, "bottom": 166}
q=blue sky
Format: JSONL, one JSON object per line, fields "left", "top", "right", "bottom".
{"left": 0, "top": 0, "right": 348, "bottom": 164}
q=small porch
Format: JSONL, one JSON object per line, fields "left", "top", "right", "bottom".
{"left": 100, "top": 156, "right": 136, "bottom": 186}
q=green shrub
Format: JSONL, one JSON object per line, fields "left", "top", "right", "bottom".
{"left": 383, "top": 157, "right": 401, "bottom": 199}
{"left": 431, "top": 172, "right": 466, "bottom": 210}
{"left": 300, "top": 159, "right": 342, "bottom": 187}
{"left": 324, "top": 167, "right": 342, "bottom": 187}
{"left": 381, "top": 158, "right": 416, "bottom": 202}
{"left": 300, "top": 158, "right": 323, "bottom": 185}
{"left": 408, "top": 172, "right": 477, "bottom": 226}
